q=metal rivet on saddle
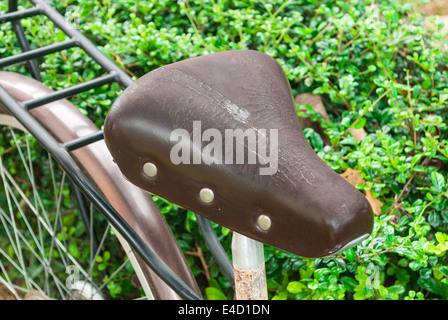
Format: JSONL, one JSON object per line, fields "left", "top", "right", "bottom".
{"left": 199, "top": 188, "right": 214, "bottom": 203}
{"left": 257, "top": 214, "right": 271, "bottom": 231}
{"left": 143, "top": 162, "right": 158, "bottom": 177}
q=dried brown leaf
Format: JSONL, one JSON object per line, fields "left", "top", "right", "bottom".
{"left": 365, "top": 190, "right": 383, "bottom": 216}
{"left": 295, "top": 93, "right": 330, "bottom": 121}
{"left": 348, "top": 128, "right": 367, "bottom": 143}
{"left": 295, "top": 93, "right": 331, "bottom": 145}
{"left": 339, "top": 168, "right": 383, "bottom": 215}
{"left": 339, "top": 168, "right": 365, "bottom": 187}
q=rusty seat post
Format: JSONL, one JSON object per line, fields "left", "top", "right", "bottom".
{"left": 232, "top": 232, "right": 268, "bottom": 300}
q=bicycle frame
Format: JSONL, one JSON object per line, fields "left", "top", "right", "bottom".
{"left": 0, "top": 0, "right": 206, "bottom": 300}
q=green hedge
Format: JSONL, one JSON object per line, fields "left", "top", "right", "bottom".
{"left": 1, "top": 0, "right": 447, "bottom": 300}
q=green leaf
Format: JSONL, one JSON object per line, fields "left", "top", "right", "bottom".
{"left": 107, "top": 281, "right": 122, "bottom": 297}
{"left": 314, "top": 268, "right": 331, "bottom": 281}
{"left": 396, "top": 268, "right": 410, "bottom": 284}
{"left": 221, "top": 226, "right": 230, "bottom": 236}
{"left": 353, "top": 117, "right": 366, "bottom": 129}
{"left": 103, "top": 250, "right": 111, "bottom": 262}
{"left": 68, "top": 242, "right": 80, "bottom": 259}
{"left": 348, "top": 151, "right": 365, "bottom": 159}
{"left": 340, "top": 276, "right": 357, "bottom": 292}
{"left": 205, "top": 287, "right": 227, "bottom": 300}
{"left": 387, "top": 284, "right": 405, "bottom": 295}
{"left": 343, "top": 248, "right": 355, "bottom": 262}
{"left": 438, "top": 266, "right": 448, "bottom": 276}
{"left": 303, "top": 127, "right": 324, "bottom": 150}
{"left": 272, "top": 290, "right": 288, "bottom": 300}
{"left": 287, "top": 281, "right": 306, "bottom": 294}
{"left": 431, "top": 171, "right": 445, "bottom": 193}
{"left": 417, "top": 277, "right": 443, "bottom": 296}
{"left": 435, "top": 232, "right": 448, "bottom": 245}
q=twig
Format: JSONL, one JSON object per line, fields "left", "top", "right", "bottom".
{"left": 386, "top": 172, "right": 416, "bottom": 216}
{"left": 185, "top": 243, "right": 211, "bottom": 280}
{"left": 110, "top": 52, "right": 137, "bottom": 78}
{"left": 386, "top": 158, "right": 430, "bottom": 216}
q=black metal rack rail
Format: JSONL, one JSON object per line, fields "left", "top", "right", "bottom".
{"left": 0, "top": 0, "right": 202, "bottom": 300}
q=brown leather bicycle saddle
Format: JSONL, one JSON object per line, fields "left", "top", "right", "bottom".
{"left": 104, "top": 50, "right": 373, "bottom": 258}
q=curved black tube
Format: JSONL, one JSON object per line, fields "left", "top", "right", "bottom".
{"left": 197, "top": 215, "right": 235, "bottom": 288}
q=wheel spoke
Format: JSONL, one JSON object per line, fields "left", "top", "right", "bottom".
{"left": 0, "top": 120, "right": 144, "bottom": 299}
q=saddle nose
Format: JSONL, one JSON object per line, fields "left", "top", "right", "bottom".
{"left": 104, "top": 49, "right": 373, "bottom": 258}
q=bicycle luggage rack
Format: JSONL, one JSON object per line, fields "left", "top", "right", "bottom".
{"left": 0, "top": 0, "right": 202, "bottom": 300}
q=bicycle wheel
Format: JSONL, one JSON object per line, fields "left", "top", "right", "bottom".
{"left": 0, "top": 71, "right": 201, "bottom": 300}
{"left": 0, "top": 112, "right": 142, "bottom": 299}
